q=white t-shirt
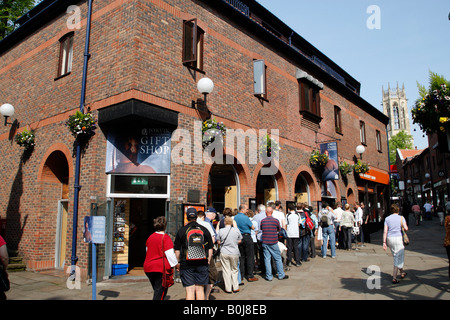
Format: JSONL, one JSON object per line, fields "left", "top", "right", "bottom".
{"left": 272, "top": 209, "right": 286, "bottom": 229}
{"left": 334, "top": 207, "right": 344, "bottom": 222}
{"left": 423, "top": 203, "right": 432, "bottom": 212}
{"left": 286, "top": 211, "right": 300, "bottom": 238}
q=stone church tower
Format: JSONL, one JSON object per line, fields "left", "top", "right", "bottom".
{"left": 382, "top": 83, "right": 414, "bottom": 144}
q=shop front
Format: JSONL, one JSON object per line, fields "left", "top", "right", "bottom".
{"left": 99, "top": 100, "right": 177, "bottom": 277}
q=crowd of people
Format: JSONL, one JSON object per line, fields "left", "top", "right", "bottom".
{"left": 143, "top": 200, "right": 376, "bottom": 300}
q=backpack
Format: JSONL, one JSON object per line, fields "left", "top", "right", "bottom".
{"left": 185, "top": 226, "right": 207, "bottom": 261}
{"left": 320, "top": 214, "right": 329, "bottom": 228}
{"left": 304, "top": 211, "right": 314, "bottom": 231}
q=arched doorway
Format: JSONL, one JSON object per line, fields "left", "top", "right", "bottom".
{"left": 39, "top": 149, "right": 70, "bottom": 269}
{"left": 294, "top": 174, "right": 310, "bottom": 204}
{"left": 208, "top": 163, "right": 240, "bottom": 213}
{"left": 256, "top": 173, "right": 277, "bottom": 206}
{"left": 347, "top": 188, "right": 355, "bottom": 206}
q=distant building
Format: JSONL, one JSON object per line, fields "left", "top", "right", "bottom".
{"left": 382, "top": 83, "right": 414, "bottom": 144}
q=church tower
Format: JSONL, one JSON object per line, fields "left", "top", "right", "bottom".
{"left": 382, "top": 83, "right": 413, "bottom": 144}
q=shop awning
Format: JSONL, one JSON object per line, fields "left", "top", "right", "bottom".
{"left": 358, "top": 167, "right": 389, "bottom": 185}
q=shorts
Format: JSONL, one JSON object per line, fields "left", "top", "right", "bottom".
{"left": 180, "top": 265, "right": 210, "bottom": 287}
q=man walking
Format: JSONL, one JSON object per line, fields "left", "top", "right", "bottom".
{"left": 234, "top": 204, "right": 258, "bottom": 282}
{"left": 260, "top": 206, "right": 289, "bottom": 281}
{"left": 174, "top": 208, "right": 214, "bottom": 300}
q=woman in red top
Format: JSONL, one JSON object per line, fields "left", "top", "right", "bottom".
{"left": 143, "top": 216, "right": 176, "bottom": 300}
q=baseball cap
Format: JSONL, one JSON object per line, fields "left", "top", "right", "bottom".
{"left": 186, "top": 207, "right": 197, "bottom": 218}
{"left": 206, "top": 207, "right": 217, "bottom": 213}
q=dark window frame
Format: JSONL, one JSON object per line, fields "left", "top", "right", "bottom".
{"left": 376, "top": 130, "right": 382, "bottom": 152}
{"left": 56, "top": 32, "right": 74, "bottom": 79}
{"left": 334, "top": 105, "right": 342, "bottom": 134}
{"left": 299, "top": 80, "right": 321, "bottom": 122}
{"left": 360, "top": 121, "right": 367, "bottom": 146}
{"left": 182, "top": 18, "right": 205, "bottom": 73}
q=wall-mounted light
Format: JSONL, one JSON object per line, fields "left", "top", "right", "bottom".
{"left": 425, "top": 173, "right": 430, "bottom": 179}
{"left": 192, "top": 77, "right": 214, "bottom": 110}
{"left": 356, "top": 144, "right": 365, "bottom": 160}
{"left": 0, "top": 103, "right": 19, "bottom": 127}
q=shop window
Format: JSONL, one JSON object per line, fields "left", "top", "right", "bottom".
{"left": 56, "top": 32, "right": 74, "bottom": 78}
{"left": 376, "top": 130, "right": 382, "bottom": 152}
{"left": 334, "top": 106, "right": 342, "bottom": 134}
{"left": 360, "top": 121, "right": 366, "bottom": 145}
{"left": 108, "top": 175, "right": 170, "bottom": 198}
{"left": 299, "top": 80, "right": 321, "bottom": 122}
{"left": 182, "top": 18, "right": 204, "bottom": 73}
{"left": 253, "top": 59, "right": 267, "bottom": 100}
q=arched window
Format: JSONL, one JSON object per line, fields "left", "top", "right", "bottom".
{"left": 393, "top": 104, "right": 400, "bottom": 130}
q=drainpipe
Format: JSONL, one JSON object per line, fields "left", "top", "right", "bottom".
{"left": 69, "top": 0, "right": 93, "bottom": 280}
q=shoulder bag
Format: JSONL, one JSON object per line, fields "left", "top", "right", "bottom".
{"left": 161, "top": 234, "right": 174, "bottom": 288}
{"left": 401, "top": 217, "right": 409, "bottom": 246}
{"left": 0, "top": 268, "right": 10, "bottom": 292}
{"left": 215, "top": 226, "right": 232, "bottom": 258}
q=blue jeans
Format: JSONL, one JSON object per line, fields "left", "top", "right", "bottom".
{"left": 262, "top": 243, "right": 285, "bottom": 280}
{"left": 298, "top": 235, "right": 310, "bottom": 261}
{"left": 321, "top": 225, "right": 336, "bottom": 258}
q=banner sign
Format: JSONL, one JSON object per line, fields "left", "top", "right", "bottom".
{"left": 84, "top": 216, "right": 106, "bottom": 244}
{"left": 320, "top": 142, "right": 339, "bottom": 197}
{"left": 106, "top": 127, "right": 171, "bottom": 174}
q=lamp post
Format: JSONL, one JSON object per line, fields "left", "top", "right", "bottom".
{"left": 356, "top": 145, "right": 365, "bottom": 160}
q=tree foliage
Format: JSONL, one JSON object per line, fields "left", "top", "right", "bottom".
{"left": 0, "top": 0, "right": 36, "bottom": 40}
{"left": 389, "top": 130, "right": 414, "bottom": 164}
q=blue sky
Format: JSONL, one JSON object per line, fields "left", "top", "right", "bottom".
{"left": 256, "top": 0, "right": 450, "bottom": 149}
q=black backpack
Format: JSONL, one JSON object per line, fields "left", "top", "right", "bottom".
{"left": 320, "top": 214, "right": 329, "bottom": 228}
{"left": 185, "top": 226, "right": 207, "bottom": 261}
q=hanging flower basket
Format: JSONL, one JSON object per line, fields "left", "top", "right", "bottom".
{"left": 259, "top": 134, "right": 280, "bottom": 159}
{"left": 202, "top": 117, "right": 226, "bottom": 149}
{"left": 339, "top": 161, "right": 354, "bottom": 176}
{"left": 354, "top": 160, "right": 370, "bottom": 174}
{"left": 15, "top": 129, "right": 35, "bottom": 149}
{"left": 66, "top": 111, "right": 97, "bottom": 138}
{"left": 309, "top": 150, "right": 328, "bottom": 171}
{"left": 412, "top": 83, "right": 450, "bottom": 134}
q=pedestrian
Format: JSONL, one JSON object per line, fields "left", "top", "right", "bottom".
{"left": 444, "top": 209, "right": 450, "bottom": 278}
{"left": 272, "top": 201, "right": 287, "bottom": 231}
{"left": 319, "top": 202, "right": 336, "bottom": 258}
{"left": 307, "top": 206, "right": 318, "bottom": 258}
{"left": 383, "top": 204, "right": 408, "bottom": 284}
{"left": 412, "top": 202, "right": 421, "bottom": 226}
{"left": 260, "top": 206, "right": 289, "bottom": 281}
{"left": 423, "top": 200, "right": 433, "bottom": 220}
{"left": 174, "top": 208, "right": 214, "bottom": 300}
{"left": 361, "top": 202, "right": 370, "bottom": 244}
{"left": 247, "top": 210, "right": 259, "bottom": 271}
{"left": 253, "top": 204, "right": 267, "bottom": 274}
{"left": 354, "top": 203, "right": 363, "bottom": 247}
{"left": 196, "top": 210, "right": 218, "bottom": 300}
{"left": 333, "top": 202, "right": 344, "bottom": 249}
{"left": 297, "top": 203, "right": 310, "bottom": 262}
{"left": 285, "top": 203, "right": 301, "bottom": 266}
{"left": 143, "top": 216, "right": 177, "bottom": 300}
{"left": 436, "top": 204, "right": 445, "bottom": 226}
{"left": 217, "top": 216, "right": 243, "bottom": 293}
{"left": 216, "top": 207, "right": 238, "bottom": 231}
{"left": 234, "top": 204, "right": 258, "bottom": 282}
{"left": 402, "top": 199, "right": 411, "bottom": 227}
{"left": 0, "top": 235, "right": 9, "bottom": 301}
{"left": 340, "top": 204, "right": 355, "bottom": 250}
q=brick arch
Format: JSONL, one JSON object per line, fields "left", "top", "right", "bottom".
{"left": 291, "top": 165, "right": 320, "bottom": 203}
{"left": 201, "top": 149, "right": 251, "bottom": 198}
{"left": 252, "top": 160, "right": 288, "bottom": 200}
{"left": 346, "top": 187, "right": 356, "bottom": 205}
{"left": 37, "top": 143, "right": 73, "bottom": 183}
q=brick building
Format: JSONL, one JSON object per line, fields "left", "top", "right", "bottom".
{"left": 0, "top": 0, "right": 389, "bottom": 280}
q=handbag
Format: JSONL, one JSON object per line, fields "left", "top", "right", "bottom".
{"left": 352, "top": 225, "right": 360, "bottom": 236}
{"left": 401, "top": 217, "right": 409, "bottom": 246}
{"left": 0, "top": 269, "right": 10, "bottom": 292}
{"left": 215, "top": 226, "right": 232, "bottom": 257}
{"left": 161, "top": 235, "right": 174, "bottom": 288}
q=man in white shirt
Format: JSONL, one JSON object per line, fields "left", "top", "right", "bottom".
{"left": 272, "top": 201, "right": 287, "bottom": 230}
{"left": 354, "top": 203, "right": 363, "bottom": 247}
{"left": 423, "top": 201, "right": 433, "bottom": 221}
{"left": 333, "top": 202, "right": 344, "bottom": 249}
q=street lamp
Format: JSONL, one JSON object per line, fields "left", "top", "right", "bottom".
{"left": 192, "top": 77, "right": 214, "bottom": 109}
{"left": 0, "top": 103, "right": 18, "bottom": 127}
{"left": 356, "top": 144, "right": 365, "bottom": 159}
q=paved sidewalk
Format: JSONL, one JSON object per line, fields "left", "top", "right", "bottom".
{"left": 4, "top": 217, "right": 450, "bottom": 300}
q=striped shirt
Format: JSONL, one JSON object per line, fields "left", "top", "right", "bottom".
{"left": 260, "top": 216, "right": 280, "bottom": 245}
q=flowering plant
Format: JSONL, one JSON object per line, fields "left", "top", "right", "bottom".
{"left": 66, "top": 111, "right": 97, "bottom": 138}
{"left": 309, "top": 150, "right": 328, "bottom": 170}
{"left": 412, "top": 83, "right": 450, "bottom": 134}
{"left": 15, "top": 129, "right": 35, "bottom": 149}
{"left": 354, "top": 160, "right": 370, "bottom": 174}
{"left": 202, "top": 117, "right": 226, "bottom": 148}
{"left": 259, "top": 134, "right": 280, "bottom": 158}
{"left": 339, "top": 161, "right": 354, "bottom": 176}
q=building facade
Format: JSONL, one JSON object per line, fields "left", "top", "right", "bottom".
{"left": 382, "top": 83, "right": 413, "bottom": 143}
{"left": 0, "top": 0, "right": 389, "bottom": 280}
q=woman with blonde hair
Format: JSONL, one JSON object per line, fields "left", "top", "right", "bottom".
{"left": 383, "top": 204, "right": 408, "bottom": 284}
